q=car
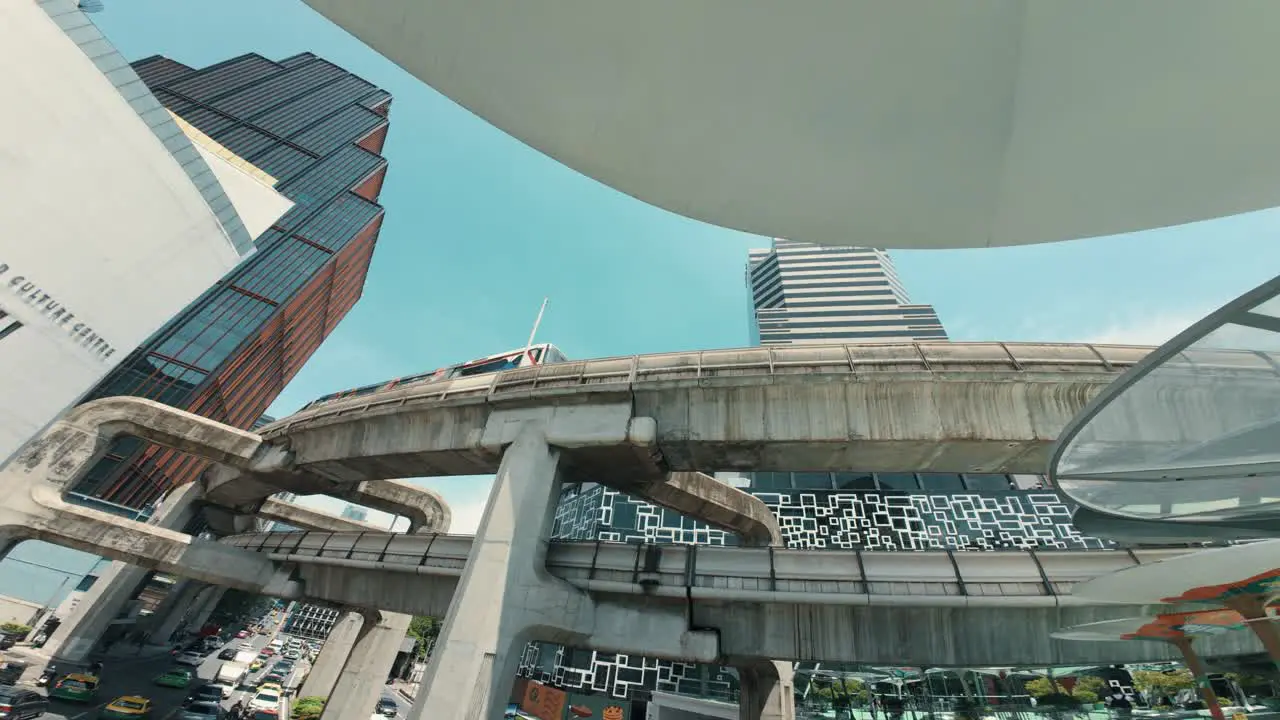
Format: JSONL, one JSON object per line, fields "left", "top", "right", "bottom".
{"left": 235, "top": 631, "right": 249, "bottom": 639}
{"left": 248, "top": 689, "right": 281, "bottom": 712}
{"left": 280, "top": 650, "right": 300, "bottom": 661}
{"left": 173, "top": 652, "right": 204, "bottom": 667}
{"left": 249, "top": 660, "right": 265, "bottom": 673}
{"left": 261, "top": 673, "right": 286, "bottom": 686}
{"left": 0, "top": 685, "right": 48, "bottom": 720}
{"left": 255, "top": 683, "right": 282, "bottom": 697}
{"left": 217, "top": 648, "right": 237, "bottom": 661}
{"left": 249, "top": 710, "right": 278, "bottom": 720}
{"left": 0, "top": 637, "right": 15, "bottom": 651}
{"left": 207, "top": 682, "right": 234, "bottom": 700}
{"left": 260, "top": 647, "right": 275, "bottom": 657}
{"left": 237, "top": 642, "right": 255, "bottom": 653}
{"left": 178, "top": 701, "right": 222, "bottom": 720}
{"left": 375, "top": 697, "right": 398, "bottom": 717}
{"left": 48, "top": 673, "right": 100, "bottom": 703}
{"left": 153, "top": 668, "right": 195, "bottom": 689}
{"left": 100, "top": 696, "right": 151, "bottom": 720}
{"left": 183, "top": 686, "right": 223, "bottom": 707}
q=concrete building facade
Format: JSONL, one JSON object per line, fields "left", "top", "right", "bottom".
{"left": 0, "top": 0, "right": 276, "bottom": 469}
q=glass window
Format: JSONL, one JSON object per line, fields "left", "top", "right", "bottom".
{"left": 876, "top": 473, "right": 919, "bottom": 491}
{"left": 964, "top": 474, "right": 1014, "bottom": 491}
{"left": 918, "top": 473, "right": 965, "bottom": 491}
{"left": 750, "top": 472, "right": 792, "bottom": 491}
{"left": 792, "top": 472, "right": 833, "bottom": 489}
{"left": 834, "top": 473, "right": 876, "bottom": 490}
{"left": 611, "top": 501, "right": 638, "bottom": 530}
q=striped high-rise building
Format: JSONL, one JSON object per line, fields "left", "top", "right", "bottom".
{"left": 746, "top": 239, "right": 947, "bottom": 345}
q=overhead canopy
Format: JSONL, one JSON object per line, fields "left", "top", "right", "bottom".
{"left": 304, "top": 0, "right": 1280, "bottom": 248}
{"left": 1050, "top": 273, "right": 1280, "bottom": 524}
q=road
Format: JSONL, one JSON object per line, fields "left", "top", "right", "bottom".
{"left": 32, "top": 616, "right": 307, "bottom": 720}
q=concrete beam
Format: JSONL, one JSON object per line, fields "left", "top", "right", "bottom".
{"left": 697, "top": 603, "right": 1265, "bottom": 667}
{"left": 265, "top": 343, "right": 1141, "bottom": 482}
{"left": 0, "top": 397, "right": 298, "bottom": 595}
{"left": 626, "top": 472, "right": 781, "bottom": 548}
{"left": 259, "top": 499, "right": 383, "bottom": 533}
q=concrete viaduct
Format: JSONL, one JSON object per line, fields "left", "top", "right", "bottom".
{"left": 0, "top": 341, "right": 1235, "bottom": 720}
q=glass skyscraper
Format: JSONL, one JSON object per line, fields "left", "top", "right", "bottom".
{"left": 73, "top": 52, "right": 392, "bottom": 509}
{"left": 747, "top": 239, "right": 946, "bottom": 346}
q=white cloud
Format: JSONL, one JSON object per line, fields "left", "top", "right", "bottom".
{"left": 1081, "top": 312, "right": 1204, "bottom": 346}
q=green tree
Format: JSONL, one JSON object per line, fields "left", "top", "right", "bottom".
{"left": 291, "top": 697, "right": 325, "bottom": 720}
{"left": 406, "top": 616, "right": 442, "bottom": 658}
{"left": 0, "top": 623, "right": 30, "bottom": 637}
{"left": 809, "top": 678, "right": 869, "bottom": 708}
{"left": 1132, "top": 669, "right": 1194, "bottom": 701}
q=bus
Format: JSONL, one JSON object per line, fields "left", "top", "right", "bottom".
{"left": 301, "top": 343, "right": 569, "bottom": 411}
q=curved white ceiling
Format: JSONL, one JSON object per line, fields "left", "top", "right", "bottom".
{"left": 304, "top": 0, "right": 1280, "bottom": 248}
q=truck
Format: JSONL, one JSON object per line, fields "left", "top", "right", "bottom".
{"left": 216, "top": 651, "right": 257, "bottom": 687}
{"left": 215, "top": 661, "right": 248, "bottom": 687}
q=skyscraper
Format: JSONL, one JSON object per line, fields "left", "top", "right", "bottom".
{"left": 73, "top": 52, "right": 392, "bottom": 509}
{"left": 340, "top": 504, "right": 369, "bottom": 523}
{"left": 746, "top": 239, "right": 946, "bottom": 345}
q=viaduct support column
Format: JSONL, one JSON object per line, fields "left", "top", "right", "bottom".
{"left": 736, "top": 657, "right": 795, "bottom": 720}
{"left": 150, "top": 580, "right": 206, "bottom": 642}
{"left": 44, "top": 482, "right": 203, "bottom": 664}
{"left": 409, "top": 423, "right": 592, "bottom": 720}
{"left": 187, "top": 586, "right": 226, "bottom": 631}
{"left": 302, "top": 611, "right": 364, "bottom": 699}
{"left": 323, "top": 610, "right": 413, "bottom": 720}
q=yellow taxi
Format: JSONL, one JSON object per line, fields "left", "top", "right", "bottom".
{"left": 101, "top": 695, "right": 152, "bottom": 720}
{"left": 256, "top": 682, "right": 283, "bottom": 695}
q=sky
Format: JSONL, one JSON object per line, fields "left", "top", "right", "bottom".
{"left": 89, "top": 0, "right": 1280, "bottom": 534}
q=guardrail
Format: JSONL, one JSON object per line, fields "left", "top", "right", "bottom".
{"left": 222, "top": 532, "right": 1193, "bottom": 606}
{"left": 267, "top": 342, "right": 1158, "bottom": 434}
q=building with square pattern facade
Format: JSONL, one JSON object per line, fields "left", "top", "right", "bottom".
{"left": 516, "top": 474, "right": 1113, "bottom": 702}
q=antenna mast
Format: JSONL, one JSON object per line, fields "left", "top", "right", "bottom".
{"left": 523, "top": 297, "right": 549, "bottom": 360}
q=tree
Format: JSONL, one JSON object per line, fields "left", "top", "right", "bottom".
{"left": 291, "top": 697, "right": 325, "bottom": 720}
{"left": 0, "top": 623, "right": 31, "bottom": 637}
{"left": 1132, "top": 669, "right": 1194, "bottom": 702}
{"left": 405, "top": 616, "right": 442, "bottom": 659}
{"left": 809, "top": 678, "right": 869, "bottom": 708}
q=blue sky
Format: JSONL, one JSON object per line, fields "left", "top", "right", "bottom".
{"left": 94, "top": 0, "right": 1280, "bottom": 532}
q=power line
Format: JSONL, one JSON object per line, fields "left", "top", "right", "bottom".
{"left": 3, "top": 556, "right": 93, "bottom": 577}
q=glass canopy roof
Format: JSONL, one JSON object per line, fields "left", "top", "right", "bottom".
{"left": 1050, "top": 273, "right": 1280, "bottom": 523}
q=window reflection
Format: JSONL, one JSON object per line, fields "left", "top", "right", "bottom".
{"left": 834, "top": 473, "right": 875, "bottom": 490}
{"left": 792, "top": 472, "right": 833, "bottom": 490}
{"left": 964, "top": 474, "right": 1014, "bottom": 491}
{"left": 918, "top": 473, "right": 964, "bottom": 491}
{"left": 875, "top": 472, "right": 919, "bottom": 491}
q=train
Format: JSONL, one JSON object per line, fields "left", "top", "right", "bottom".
{"left": 301, "top": 342, "right": 569, "bottom": 411}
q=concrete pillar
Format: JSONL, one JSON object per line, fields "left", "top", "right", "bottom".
{"left": 44, "top": 483, "right": 203, "bottom": 664}
{"left": 322, "top": 610, "right": 413, "bottom": 720}
{"left": 187, "top": 586, "right": 227, "bottom": 631}
{"left": 738, "top": 660, "right": 795, "bottom": 720}
{"left": 302, "top": 611, "right": 364, "bottom": 699}
{"left": 152, "top": 581, "right": 208, "bottom": 642}
{"left": 409, "top": 423, "right": 589, "bottom": 720}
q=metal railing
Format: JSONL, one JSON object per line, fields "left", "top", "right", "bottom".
{"left": 221, "top": 532, "right": 1194, "bottom": 604}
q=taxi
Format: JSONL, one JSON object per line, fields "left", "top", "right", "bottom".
{"left": 249, "top": 659, "right": 265, "bottom": 673}
{"left": 101, "top": 695, "right": 152, "bottom": 720}
{"left": 48, "top": 673, "right": 99, "bottom": 702}
{"left": 256, "top": 683, "right": 283, "bottom": 696}
{"left": 153, "top": 668, "right": 195, "bottom": 689}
